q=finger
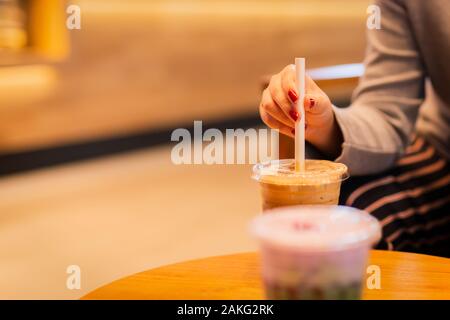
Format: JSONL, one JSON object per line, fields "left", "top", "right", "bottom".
{"left": 268, "top": 74, "right": 295, "bottom": 120}
{"left": 260, "top": 110, "right": 295, "bottom": 138}
{"left": 261, "top": 89, "right": 295, "bottom": 127}
{"left": 305, "top": 73, "right": 320, "bottom": 92}
{"left": 281, "top": 64, "right": 298, "bottom": 103}
{"left": 304, "top": 94, "right": 330, "bottom": 115}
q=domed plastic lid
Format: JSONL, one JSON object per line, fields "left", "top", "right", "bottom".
{"left": 252, "top": 159, "right": 348, "bottom": 185}
{"left": 250, "top": 206, "right": 381, "bottom": 252}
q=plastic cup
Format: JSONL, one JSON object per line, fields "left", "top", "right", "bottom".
{"left": 252, "top": 159, "right": 348, "bottom": 210}
{"left": 250, "top": 206, "right": 381, "bottom": 300}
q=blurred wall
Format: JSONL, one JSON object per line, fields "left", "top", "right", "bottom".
{"left": 0, "top": 0, "right": 370, "bottom": 153}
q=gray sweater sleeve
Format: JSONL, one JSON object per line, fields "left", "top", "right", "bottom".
{"left": 333, "top": 0, "right": 426, "bottom": 175}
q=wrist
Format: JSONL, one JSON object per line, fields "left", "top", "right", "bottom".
{"left": 308, "top": 114, "right": 343, "bottom": 159}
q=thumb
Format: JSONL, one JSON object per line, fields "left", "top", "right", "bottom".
{"left": 303, "top": 93, "right": 331, "bottom": 115}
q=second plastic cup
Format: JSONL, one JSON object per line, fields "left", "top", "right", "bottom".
{"left": 252, "top": 159, "right": 348, "bottom": 210}
{"left": 250, "top": 206, "right": 381, "bottom": 300}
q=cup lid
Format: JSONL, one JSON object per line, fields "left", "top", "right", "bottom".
{"left": 250, "top": 206, "right": 381, "bottom": 252}
{"left": 252, "top": 159, "right": 348, "bottom": 185}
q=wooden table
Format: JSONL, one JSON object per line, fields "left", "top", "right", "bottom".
{"left": 83, "top": 250, "right": 450, "bottom": 300}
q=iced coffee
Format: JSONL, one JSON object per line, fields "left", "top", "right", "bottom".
{"left": 253, "top": 159, "right": 348, "bottom": 210}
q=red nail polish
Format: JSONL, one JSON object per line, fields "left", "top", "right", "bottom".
{"left": 310, "top": 98, "right": 315, "bottom": 108}
{"left": 288, "top": 90, "right": 298, "bottom": 103}
{"left": 289, "top": 109, "right": 299, "bottom": 121}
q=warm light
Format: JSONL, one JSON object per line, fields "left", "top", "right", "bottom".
{"left": 28, "top": 0, "right": 69, "bottom": 60}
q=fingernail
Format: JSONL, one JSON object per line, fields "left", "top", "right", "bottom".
{"left": 289, "top": 109, "right": 299, "bottom": 121}
{"left": 288, "top": 90, "right": 298, "bottom": 103}
{"left": 310, "top": 98, "right": 315, "bottom": 108}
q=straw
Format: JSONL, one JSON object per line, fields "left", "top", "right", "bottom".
{"left": 295, "top": 58, "right": 306, "bottom": 172}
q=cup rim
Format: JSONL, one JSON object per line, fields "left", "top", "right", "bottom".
{"left": 252, "top": 159, "right": 349, "bottom": 185}
{"left": 250, "top": 205, "right": 381, "bottom": 252}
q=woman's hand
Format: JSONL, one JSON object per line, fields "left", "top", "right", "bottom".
{"left": 259, "top": 64, "right": 343, "bottom": 158}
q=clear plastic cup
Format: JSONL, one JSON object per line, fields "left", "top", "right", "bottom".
{"left": 252, "top": 159, "right": 349, "bottom": 210}
{"left": 250, "top": 206, "right": 381, "bottom": 300}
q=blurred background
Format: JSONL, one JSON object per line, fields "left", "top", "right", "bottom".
{"left": 0, "top": 0, "right": 369, "bottom": 299}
